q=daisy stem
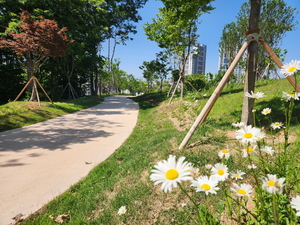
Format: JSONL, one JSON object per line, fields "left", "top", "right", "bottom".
{"left": 178, "top": 183, "right": 198, "bottom": 209}
{"left": 178, "top": 183, "right": 202, "bottom": 223}
{"left": 272, "top": 194, "right": 279, "bottom": 225}
{"left": 252, "top": 109, "right": 256, "bottom": 128}
{"left": 224, "top": 192, "right": 259, "bottom": 223}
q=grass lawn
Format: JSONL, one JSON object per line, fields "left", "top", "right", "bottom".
{"left": 0, "top": 96, "right": 104, "bottom": 132}
{"left": 6, "top": 78, "right": 300, "bottom": 224}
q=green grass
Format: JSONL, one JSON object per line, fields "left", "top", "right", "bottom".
{"left": 0, "top": 96, "right": 104, "bottom": 132}
{"left": 9, "top": 78, "right": 300, "bottom": 224}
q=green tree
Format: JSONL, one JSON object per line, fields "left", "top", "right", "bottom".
{"left": 155, "top": 51, "right": 171, "bottom": 93}
{"left": 0, "top": 11, "right": 72, "bottom": 101}
{"left": 219, "top": 0, "right": 298, "bottom": 78}
{"left": 139, "top": 60, "right": 158, "bottom": 93}
{"left": 143, "top": 0, "right": 214, "bottom": 98}
{"left": 0, "top": 0, "right": 147, "bottom": 102}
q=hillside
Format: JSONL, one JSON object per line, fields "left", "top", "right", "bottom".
{"left": 9, "top": 78, "right": 300, "bottom": 224}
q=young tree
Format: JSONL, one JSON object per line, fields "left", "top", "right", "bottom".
{"left": 155, "top": 51, "right": 171, "bottom": 93}
{"left": 219, "top": 0, "right": 298, "bottom": 78}
{"left": 143, "top": 0, "right": 214, "bottom": 99}
{"left": 139, "top": 60, "right": 158, "bottom": 93}
{"left": 0, "top": 11, "right": 72, "bottom": 101}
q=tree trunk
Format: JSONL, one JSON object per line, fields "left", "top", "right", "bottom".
{"left": 24, "top": 52, "right": 37, "bottom": 101}
{"left": 241, "top": 0, "right": 261, "bottom": 126}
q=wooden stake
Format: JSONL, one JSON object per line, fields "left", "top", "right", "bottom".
{"left": 178, "top": 40, "right": 250, "bottom": 150}
{"left": 33, "top": 79, "right": 41, "bottom": 106}
{"left": 14, "top": 76, "right": 34, "bottom": 102}
{"left": 168, "top": 76, "right": 182, "bottom": 104}
{"left": 34, "top": 77, "right": 53, "bottom": 104}
{"left": 259, "top": 39, "right": 300, "bottom": 92}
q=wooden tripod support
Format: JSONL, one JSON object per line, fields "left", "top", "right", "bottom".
{"left": 59, "top": 82, "right": 79, "bottom": 100}
{"left": 14, "top": 76, "right": 53, "bottom": 105}
{"left": 178, "top": 33, "right": 300, "bottom": 150}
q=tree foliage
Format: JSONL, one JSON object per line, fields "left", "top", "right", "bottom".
{"left": 0, "top": 0, "right": 147, "bottom": 103}
{"left": 143, "top": 0, "right": 214, "bottom": 73}
{"left": 0, "top": 11, "right": 72, "bottom": 76}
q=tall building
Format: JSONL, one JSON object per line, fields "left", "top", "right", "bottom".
{"left": 184, "top": 44, "right": 207, "bottom": 75}
{"left": 218, "top": 50, "right": 246, "bottom": 82}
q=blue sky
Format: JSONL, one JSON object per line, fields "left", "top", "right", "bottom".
{"left": 102, "top": 0, "right": 300, "bottom": 79}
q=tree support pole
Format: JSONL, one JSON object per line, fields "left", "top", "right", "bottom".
{"left": 14, "top": 76, "right": 53, "bottom": 104}
{"left": 178, "top": 40, "right": 251, "bottom": 150}
{"left": 33, "top": 79, "right": 41, "bottom": 106}
{"left": 14, "top": 76, "right": 34, "bottom": 102}
{"left": 168, "top": 75, "right": 182, "bottom": 104}
{"left": 185, "top": 78, "right": 204, "bottom": 99}
{"left": 34, "top": 77, "right": 53, "bottom": 104}
{"left": 259, "top": 39, "right": 300, "bottom": 92}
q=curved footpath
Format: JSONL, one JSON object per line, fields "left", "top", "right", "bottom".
{"left": 0, "top": 96, "right": 139, "bottom": 225}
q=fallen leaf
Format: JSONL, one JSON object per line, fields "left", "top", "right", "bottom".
{"left": 12, "top": 213, "right": 25, "bottom": 222}
{"left": 49, "top": 213, "right": 69, "bottom": 223}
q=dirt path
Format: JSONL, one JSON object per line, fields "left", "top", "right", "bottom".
{"left": 0, "top": 96, "right": 139, "bottom": 225}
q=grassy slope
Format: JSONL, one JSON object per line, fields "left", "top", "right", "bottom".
{"left": 0, "top": 97, "right": 104, "bottom": 132}
{"left": 13, "top": 79, "right": 300, "bottom": 224}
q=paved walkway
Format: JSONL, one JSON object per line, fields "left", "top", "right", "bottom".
{"left": 0, "top": 96, "right": 139, "bottom": 225}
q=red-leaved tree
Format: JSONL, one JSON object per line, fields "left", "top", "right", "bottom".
{"left": 0, "top": 11, "right": 73, "bottom": 101}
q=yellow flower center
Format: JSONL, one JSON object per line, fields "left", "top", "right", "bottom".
{"left": 166, "top": 169, "right": 179, "bottom": 180}
{"left": 221, "top": 149, "right": 229, "bottom": 153}
{"left": 201, "top": 184, "right": 211, "bottom": 191}
{"left": 218, "top": 169, "right": 225, "bottom": 175}
{"left": 244, "top": 133, "right": 253, "bottom": 139}
{"left": 266, "top": 150, "right": 270, "bottom": 153}
{"left": 288, "top": 67, "right": 296, "bottom": 73}
{"left": 265, "top": 110, "right": 269, "bottom": 113}
{"left": 267, "top": 180, "right": 275, "bottom": 186}
{"left": 237, "top": 189, "right": 247, "bottom": 195}
{"left": 290, "top": 94, "right": 295, "bottom": 97}
{"left": 234, "top": 174, "right": 240, "bottom": 177}
{"left": 246, "top": 148, "right": 254, "bottom": 153}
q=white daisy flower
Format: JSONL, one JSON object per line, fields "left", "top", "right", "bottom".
{"left": 205, "top": 164, "right": 212, "bottom": 169}
{"left": 291, "top": 195, "right": 300, "bottom": 217}
{"left": 231, "top": 183, "right": 252, "bottom": 197}
{"left": 245, "top": 91, "right": 266, "bottom": 99}
{"left": 260, "top": 146, "right": 275, "bottom": 155}
{"left": 231, "top": 122, "right": 245, "bottom": 128}
{"left": 282, "top": 91, "right": 300, "bottom": 102}
{"left": 280, "top": 60, "right": 300, "bottom": 76}
{"left": 230, "top": 170, "right": 246, "bottom": 180}
{"left": 190, "top": 175, "right": 220, "bottom": 195}
{"left": 211, "top": 163, "right": 229, "bottom": 181}
{"left": 261, "top": 108, "right": 271, "bottom": 115}
{"left": 261, "top": 174, "right": 286, "bottom": 194}
{"left": 270, "top": 122, "right": 284, "bottom": 130}
{"left": 247, "top": 164, "right": 257, "bottom": 169}
{"left": 150, "top": 155, "right": 193, "bottom": 193}
{"left": 118, "top": 206, "right": 127, "bottom": 215}
{"left": 256, "top": 131, "right": 266, "bottom": 141}
{"left": 218, "top": 148, "right": 230, "bottom": 159}
{"left": 186, "top": 164, "right": 200, "bottom": 178}
{"left": 236, "top": 125, "right": 264, "bottom": 143}
{"left": 242, "top": 146, "right": 257, "bottom": 158}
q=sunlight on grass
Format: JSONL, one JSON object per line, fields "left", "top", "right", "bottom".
{"left": 18, "top": 77, "right": 300, "bottom": 224}
{"left": 0, "top": 96, "right": 104, "bottom": 132}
